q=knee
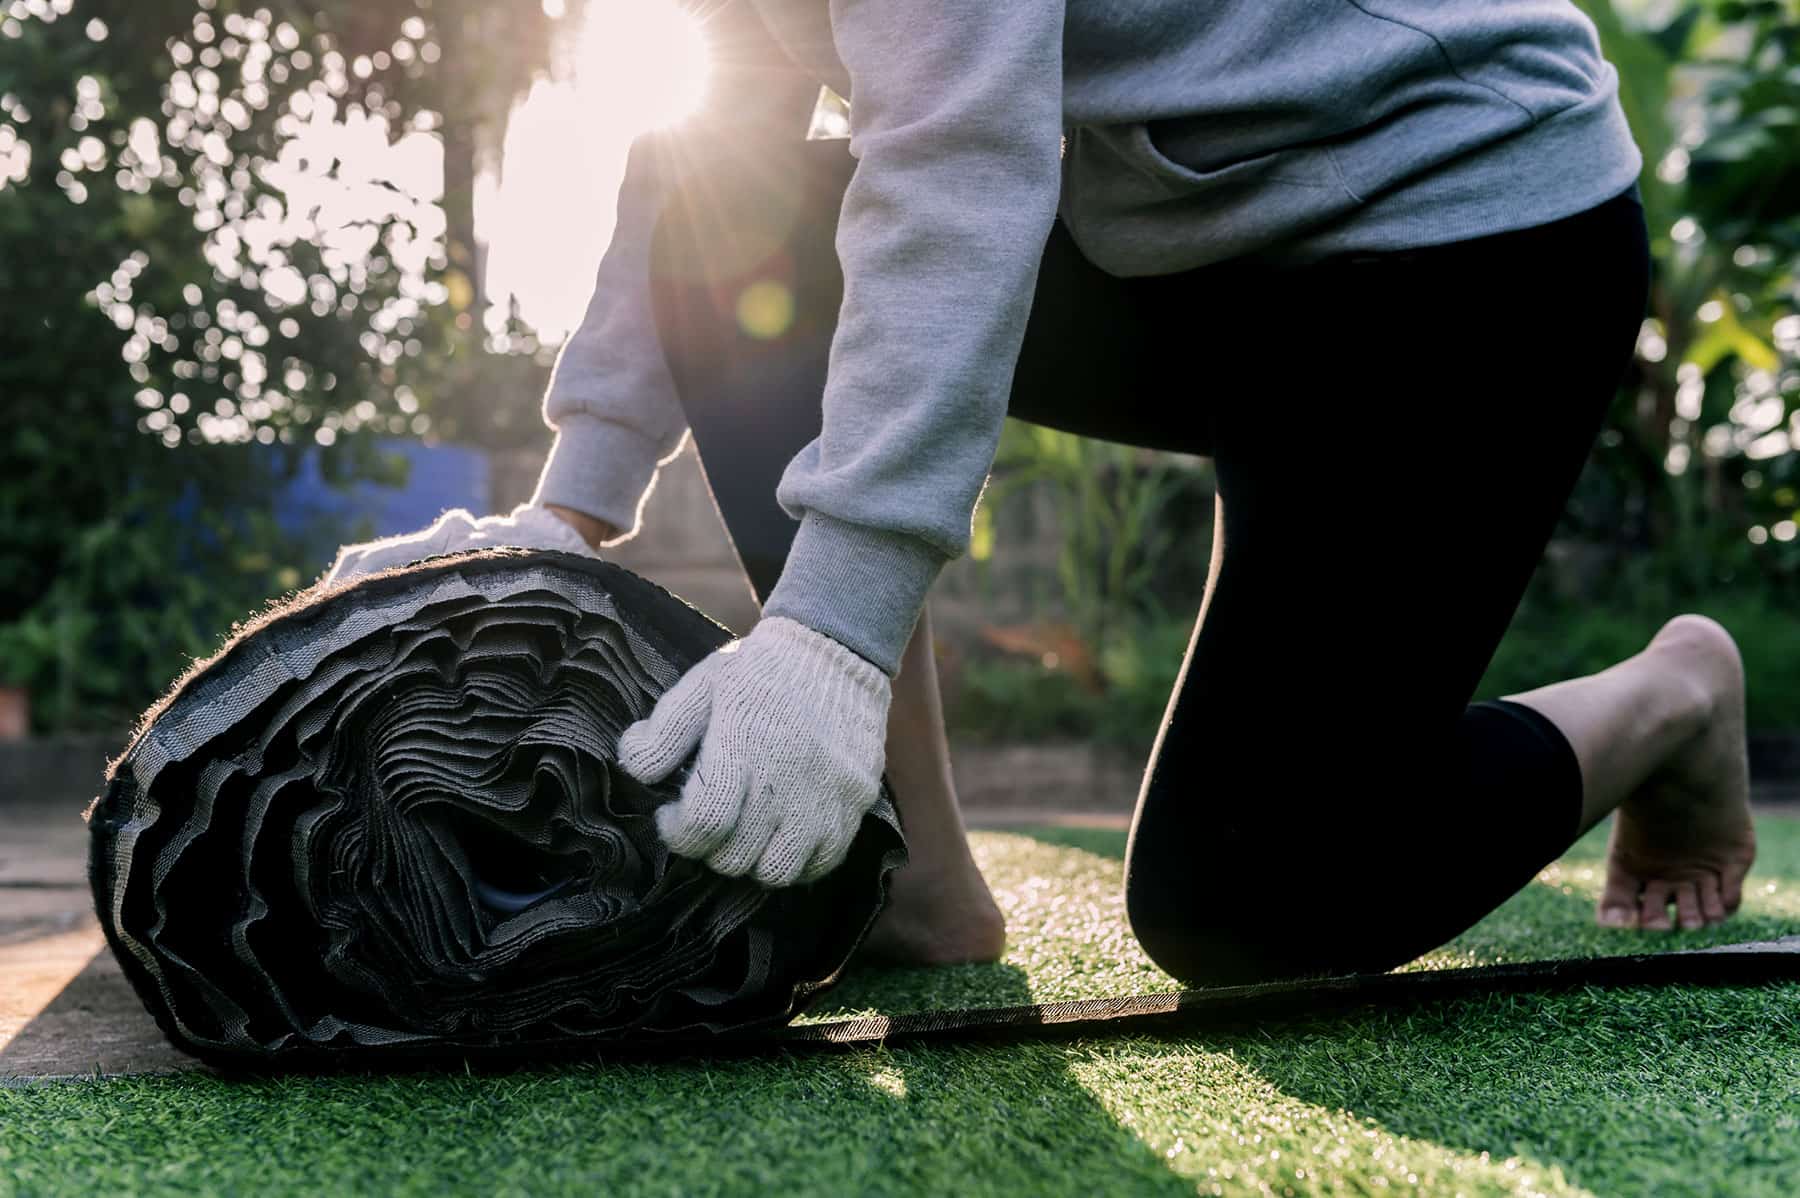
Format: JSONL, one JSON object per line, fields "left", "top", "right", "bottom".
{"left": 1123, "top": 821, "right": 1390, "bottom": 987}
{"left": 1126, "top": 828, "right": 1467, "bottom": 987}
{"left": 1123, "top": 842, "right": 1286, "bottom": 988}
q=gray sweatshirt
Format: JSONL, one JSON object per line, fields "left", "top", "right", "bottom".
{"left": 533, "top": 0, "right": 1643, "bottom": 676}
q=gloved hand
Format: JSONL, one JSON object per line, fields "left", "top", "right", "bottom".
{"left": 618, "top": 615, "right": 892, "bottom": 887}
{"left": 323, "top": 503, "right": 597, "bottom": 586}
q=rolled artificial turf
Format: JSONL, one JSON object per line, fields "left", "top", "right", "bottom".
{"left": 88, "top": 550, "right": 904, "bottom": 1067}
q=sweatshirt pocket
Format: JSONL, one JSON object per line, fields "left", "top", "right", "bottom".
{"left": 1128, "top": 121, "right": 1350, "bottom": 197}
{"left": 1346, "top": 0, "right": 1609, "bottom": 126}
{"left": 1060, "top": 121, "right": 1365, "bottom": 276}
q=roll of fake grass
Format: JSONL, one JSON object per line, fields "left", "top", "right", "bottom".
{"left": 86, "top": 549, "right": 906, "bottom": 1069}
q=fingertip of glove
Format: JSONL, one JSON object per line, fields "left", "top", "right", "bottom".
{"left": 657, "top": 793, "right": 736, "bottom": 859}
{"left": 795, "top": 844, "right": 845, "bottom": 887}
{"left": 615, "top": 723, "right": 661, "bottom": 781}
{"left": 653, "top": 799, "right": 685, "bottom": 845}
{"left": 795, "top": 810, "right": 863, "bottom": 886}
{"left": 752, "top": 830, "right": 815, "bottom": 889}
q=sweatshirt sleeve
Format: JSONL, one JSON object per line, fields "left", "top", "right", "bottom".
{"left": 530, "top": 130, "right": 690, "bottom": 537}
{"left": 758, "top": 0, "right": 1067, "bottom": 676}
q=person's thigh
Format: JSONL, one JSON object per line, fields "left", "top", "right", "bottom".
{"left": 1122, "top": 187, "right": 1653, "bottom": 983}
{"left": 1003, "top": 222, "right": 1217, "bottom": 457}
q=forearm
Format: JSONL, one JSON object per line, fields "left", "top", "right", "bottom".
{"left": 531, "top": 129, "right": 690, "bottom": 536}
{"left": 543, "top": 504, "right": 620, "bottom": 549}
{"left": 533, "top": 5, "right": 829, "bottom": 536}
{"left": 760, "top": 0, "right": 1067, "bottom": 674}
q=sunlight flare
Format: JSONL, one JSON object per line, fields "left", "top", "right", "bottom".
{"left": 576, "top": 0, "right": 711, "bottom": 139}
{"left": 479, "top": 0, "right": 713, "bottom": 341}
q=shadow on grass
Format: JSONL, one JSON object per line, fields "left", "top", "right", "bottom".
{"left": 6, "top": 957, "right": 1199, "bottom": 1195}
{"left": 999, "top": 818, "right": 1800, "bottom": 1194}
{"left": 9, "top": 822, "right": 1797, "bottom": 1194}
{"left": 1213, "top": 976, "right": 1800, "bottom": 1194}
{"left": 1185, "top": 837, "right": 1800, "bottom": 1196}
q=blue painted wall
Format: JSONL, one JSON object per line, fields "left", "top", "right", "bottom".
{"left": 272, "top": 437, "right": 492, "bottom": 552}
{"left": 168, "top": 438, "right": 494, "bottom": 577}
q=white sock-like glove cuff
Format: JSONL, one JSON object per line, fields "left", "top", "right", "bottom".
{"left": 324, "top": 503, "right": 598, "bottom": 586}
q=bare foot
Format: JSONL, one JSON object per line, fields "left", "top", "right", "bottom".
{"left": 1597, "top": 615, "right": 1757, "bottom": 931}
{"left": 858, "top": 859, "right": 1007, "bottom": 965}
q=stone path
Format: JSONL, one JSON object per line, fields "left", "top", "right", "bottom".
{"left": 0, "top": 797, "right": 195, "bottom": 1081}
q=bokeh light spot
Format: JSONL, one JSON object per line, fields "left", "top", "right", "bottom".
{"left": 736, "top": 279, "right": 795, "bottom": 341}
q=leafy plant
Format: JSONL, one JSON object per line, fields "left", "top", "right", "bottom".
{"left": 946, "top": 608, "right": 1196, "bottom": 757}
{"left": 973, "top": 421, "right": 1209, "bottom": 658}
{"left": 1477, "top": 576, "right": 1800, "bottom": 732}
{"left": 1568, "top": 0, "right": 1800, "bottom": 595}
{"left": 0, "top": 489, "right": 329, "bottom": 732}
{"left": 0, "top": 0, "right": 578, "bottom": 730}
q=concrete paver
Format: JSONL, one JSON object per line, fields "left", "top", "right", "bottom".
{"left": 1, "top": 798, "right": 196, "bottom": 1080}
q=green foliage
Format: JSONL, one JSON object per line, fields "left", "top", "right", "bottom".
{"left": 958, "top": 420, "right": 1207, "bottom": 755}
{"left": 0, "top": 485, "right": 331, "bottom": 730}
{"left": 948, "top": 658, "right": 1099, "bottom": 745}
{"left": 0, "top": 0, "right": 577, "bottom": 729}
{"left": 952, "top": 572, "right": 1800, "bottom": 745}
{"left": 1477, "top": 577, "right": 1800, "bottom": 731}
{"left": 1569, "top": 0, "right": 1800, "bottom": 595}
{"left": 946, "top": 610, "right": 1193, "bottom": 755}
{"left": 977, "top": 422, "right": 1210, "bottom": 654}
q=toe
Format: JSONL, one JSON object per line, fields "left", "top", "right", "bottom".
{"left": 1674, "top": 881, "right": 1705, "bottom": 931}
{"left": 1597, "top": 863, "right": 1640, "bottom": 929}
{"left": 1699, "top": 872, "right": 1727, "bottom": 924}
{"left": 1638, "top": 879, "right": 1674, "bottom": 930}
{"left": 1721, "top": 862, "right": 1749, "bottom": 914}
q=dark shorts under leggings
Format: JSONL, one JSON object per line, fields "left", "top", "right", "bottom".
{"left": 645, "top": 127, "right": 1653, "bottom": 984}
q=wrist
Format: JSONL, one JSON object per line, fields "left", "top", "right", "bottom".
{"left": 761, "top": 511, "right": 947, "bottom": 678}
{"left": 543, "top": 504, "right": 621, "bottom": 550}
{"left": 758, "top": 615, "right": 889, "bottom": 691}
{"left": 530, "top": 414, "right": 663, "bottom": 537}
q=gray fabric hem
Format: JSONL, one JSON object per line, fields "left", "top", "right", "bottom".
{"left": 1252, "top": 87, "right": 1645, "bottom": 267}
{"left": 761, "top": 510, "right": 946, "bottom": 677}
{"left": 530, "top": 415, "right": 668, "bottom": 535}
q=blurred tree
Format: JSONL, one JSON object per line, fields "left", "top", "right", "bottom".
{"left": 1570, "top": 0, "right": 1799, "bottom": 601}
{"left": 0, "top": 0, "right": 579, "bottom": 729}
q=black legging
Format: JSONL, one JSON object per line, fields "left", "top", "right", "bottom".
{"left": 643, "top": 98, "right": 1651, "bottom": 984}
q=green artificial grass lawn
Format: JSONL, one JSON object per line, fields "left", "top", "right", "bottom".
{"left": 4, "top": 818, "right": 1798, "bottom": 1198}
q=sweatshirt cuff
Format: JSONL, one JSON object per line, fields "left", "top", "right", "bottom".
{"left": 529, "top": 415, "right": 664, "bottom": 536}
{"left": 761, "top": 510, "right": 948, "bottom": 678}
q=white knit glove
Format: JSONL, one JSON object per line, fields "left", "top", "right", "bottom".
{"left": 618, "top": 615, "right": 892, "bottom": 887}
{"left": 323, "top": 503, "right": 596, "bottom": 585}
